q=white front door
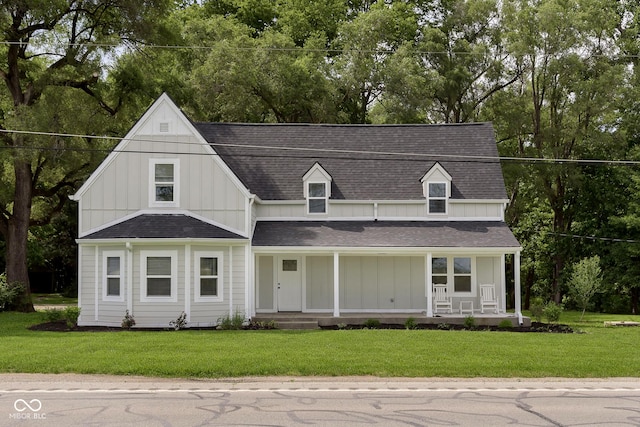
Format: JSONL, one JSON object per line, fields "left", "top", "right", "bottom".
{"left": 277, "top": 256, "right": 302, "bottom": 311}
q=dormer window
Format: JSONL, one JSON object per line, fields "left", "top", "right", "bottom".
{"left": 308, "top": 182, "right": 327, "bottom": 213}
{"left": 428, "top": 182, "right": 447, "bottom": 214}
{"left": 303, "top": 162, "right": 332, "bottom": 216}
{"left": 149, "top": 159, "right": 179, "bottom": 207}
{"left": 421, "top": 162, "right": 452, "bottom": 216}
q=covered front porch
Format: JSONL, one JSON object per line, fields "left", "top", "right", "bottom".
{"left": 251, "top": 221, "right": 523, "bottom": 324}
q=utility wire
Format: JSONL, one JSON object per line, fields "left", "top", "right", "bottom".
{"left": 553, "top": 232, "right": 640, "bottom": 244}
{"left": 0, "top": 128, "right": 637, "bottom": 165}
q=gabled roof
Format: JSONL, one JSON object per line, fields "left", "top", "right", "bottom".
{"left": 81, "top": 214, "right": 246, "bottom": 240}
{"left": 193, "top": 122, "right": 506, "bottom": 201}
{"left": 252, "top": 221, "right": 520, "bottom": 248}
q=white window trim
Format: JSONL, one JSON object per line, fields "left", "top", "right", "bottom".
{"left": 149, "top": 159, "right": 180, "bottom": 208}
{"left": 140, "top": 250, "right": 178, "bottom": 302}
{"left": 432, "top": 255, "right": 476, "bottom": 297}
{"left": 306, "top": 181, "right": 329, "bottom": 215}
{"left": 194, "top": 251, "right": 224, "bottom": 302}
{"left": 102, "top": 250, "right": 125, "bottom": 302}
{"left": 427, "top": 181, "right": 448, "bottom": 215}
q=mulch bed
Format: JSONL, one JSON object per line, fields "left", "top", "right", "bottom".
{"left": 29, "top": 320, "right": 574, "bottom": 333}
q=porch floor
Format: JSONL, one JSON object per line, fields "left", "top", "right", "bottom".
{"left": 253, "top": 312, "right": 530, "bottom": 329}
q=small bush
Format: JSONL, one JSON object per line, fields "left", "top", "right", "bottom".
{"left": 169, "top": 312, "right": 188, "bottom": 330}
{"left": 498, "top": 319, "right": 513, "bottom": 329}
{"left": 336, "top": 322, "right": 348, "bottom": 330}
{"left": 44, "top": 308, "right": 64, "bottom": 322}
{"left": 363, "top": 318, "right": 381, "bottom": 329}
{"left": 63, "top": 306, "right": 81, "bottom": 329}
{"left": 121, "top": 310, "right": 136, "bottom": 329}
{"left": 543, "top": 302, "right": 563, "bottom": 324}
{"left": 247, "top": 319, "right": 278, "bottom": 330}
{"left": 217, "top": 311, "right": 245, "bottom": 330}
{"left": 0, "top": 274, "right": 24, "bottom": 309}
{"left": 529, "top": 297, "right": 544, "bottom": 323}
{"left": 404, "top": 317, "right": 418, "bottom": 330}
{"left": 463, "top": 315, "right": 476, "bottom": 329}
{"left": 437, "top": 323, "right": 452, "bottom": 330}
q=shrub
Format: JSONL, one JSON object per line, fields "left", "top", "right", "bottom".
{"left": 498, "top": 319, "right": 513, "bottom": 329}
{"left": 0, "top": 274, "right": 24, "bottom": 310}
{"left": 404, "top": 317, "right": 418, "bottom": 330}
{"left": 63, "top": 306, "right": 81, "bottom": 329}
{"left": 363, "top": 318, "right": 381, "bottom": 329}
{"left": 529, "top": 297, "right": 545, "bottom": 323}
{"left": 543, "top": 302, "right": 563, "bottom": 324}
{"left": 44, "top": 308, "right": 64, "bottom": 322}
{"left": 336, "top": 322, "right": 348, "bottom": 330}
{"left": 121, "top": 310, "right": 136, "bottom": 329}
{"left": 217, "top": 311, "right": 245, "bottom": 330}
{"left": 437, "top": 323, "right": 452, "bottom": 330}
{"left": 463, "top": 315, "right": 476, "bottom": 329}
{"left": 247, "top": 319, "right": 278, "bottom": 330}
{"left": 169, "top": 312, "right": 188, "bottom": 330}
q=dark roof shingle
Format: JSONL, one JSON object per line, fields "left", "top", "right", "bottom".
{"left": 82, "top": 214, "right": 246, "bottom": 240}
{"left": 193, "top": 122, "right": 506, "bottom": 201}
{"left": 252, "top": 221, "right": 520, "bottom": 248}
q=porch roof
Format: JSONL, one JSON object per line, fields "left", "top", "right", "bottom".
{"left": 82, "top": 214, "right": 246, "bottom": 240}
{"left": 252, "top": 221, "right": 520, "bottom": 248}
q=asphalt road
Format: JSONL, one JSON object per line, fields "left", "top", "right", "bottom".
{"left": 1, "top": 375, "right": 639, "bottom": 426}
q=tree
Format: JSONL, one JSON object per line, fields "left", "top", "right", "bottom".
{"left": 567, "top": 255, "right": 602, "bottom": 320}
{"left": 0, "top": 0, "right": 172, "bottom": 311}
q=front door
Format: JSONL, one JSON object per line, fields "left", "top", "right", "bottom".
{"left": 277, "top": 256, "right": 302, "bottom": 311}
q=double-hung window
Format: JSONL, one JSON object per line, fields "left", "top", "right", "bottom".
{"left": 141, "top": 250, "right": 177, "bottom": 302}
{"left": 428, "top": 182, "right": 447, "bottom": 214}
{"left": 103, "top": 251, "right": 124, "bottom": 301}
{"left": 149, "top": 159, "right": 179, "bottom": 207}
{"left": 431, "top": 256, "right": 475, "bottom": 296}
{"left": 195, "top": 251, "right": 223, "bottom": 302}
{"left": 307, "top": 182, "right": 327, "bottom": 214}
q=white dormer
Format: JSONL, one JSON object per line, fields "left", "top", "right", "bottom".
{"left": 421, "top": 162, "right": 452, "bottom": 215}
{"left": 302, "top": 163, "right": 332, "bottom": 215}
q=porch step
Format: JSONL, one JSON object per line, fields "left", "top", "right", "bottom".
{"left": 273, "top": 320, "right": 320, "bottom": 330}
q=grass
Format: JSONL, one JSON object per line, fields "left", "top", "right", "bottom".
{"left": 31, "top": 293, "right": 77, "bottom": 305}
{"left": 0, "top": 310, "right": 639, "bottom": 378}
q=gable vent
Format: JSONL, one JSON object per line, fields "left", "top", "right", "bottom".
{"left": 159, "top": 122, "right": 169, "bottom": 132}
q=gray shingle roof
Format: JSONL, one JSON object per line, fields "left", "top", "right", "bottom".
{"left": 193, "top": 122, "right": 506, "bottom": 201}
{"left": 82, "top": 214, "right": 246, "bottom": 240}
{"left": 252, "top": 221, "right": 520, "bottom": 248}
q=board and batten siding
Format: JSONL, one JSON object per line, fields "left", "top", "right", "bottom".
{"left": 306, "top": 256, "right": 334, "bottom": 310}
{"left": 339, "top": 256, "right": 425, "bottom": 311}
{"left": 256, "top": 255, "right": 274, "bottom": 311}
{"left": 80, "top": 134, "right": 247, "bottom": 236}
{"left": 255, "top": 201, "right": 504, "bottom": 220}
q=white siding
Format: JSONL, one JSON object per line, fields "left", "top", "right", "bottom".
{"left": 339, "top": 256, "right": 425, "bottom": 311}
{"left": 80, "top": 133, "right": 248, "bottom": 236}
{"left": 256, "top": 201, "right": 504, "bottom": 220}
{"left": 257, "top": 256, "right": 274, "bottom": 311}
{"left": 306, "top": 256, "right": 333, "bottom": 310}
{"left": 78, "top": 246, "right": 96, "bottom": 326}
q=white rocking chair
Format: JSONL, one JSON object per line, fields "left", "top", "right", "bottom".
{"left": 433, "top": 284, "right": 452, "bottom": 314}
{"left": 480, "top": 284, "right": 499, "bottom": 314}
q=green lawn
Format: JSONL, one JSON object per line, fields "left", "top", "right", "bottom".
{"left": 31, "top": 293, "right": 77, "bottom": 305}
{"left": 1, "top": 311, "right": 638, "bottom": 378}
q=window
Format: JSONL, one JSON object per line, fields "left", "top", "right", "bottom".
{"left": 103, "top": 251, "right": 124, "bottom": 301}
{"left": 141, "top": 250, "right": 177, "bottom": 302}
{"left": 149, "top": 159, "right": 179, "bottom": 207}
{"left": 453, "top": 257, "right": 472, "bottom": 293}
{"left": 428, "top": 182, "right": 447, "bottom": 214}
{"left": 307, "top": 182, "right": 327, "bottom": 214}
{"left": 195, "top": 251, "right": 223, "bottom": 302}
{"left": 431, "top": 256, "right": 475, "bottom": 296}
{"left": 282, "top": 259, "right": 297, "bottom": 271}
{"left": 431, "top": 257, "right": 448, "bottom": 285}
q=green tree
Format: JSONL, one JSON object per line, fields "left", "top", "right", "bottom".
{"left": 567, "top": 255, "right": 602, "bottom": 320}
{"left": 0, "top": 0, "right": 172, "bottom": 311}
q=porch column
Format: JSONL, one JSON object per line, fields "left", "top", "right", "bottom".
{"left": 500, "top": 254, "right": 506, "bottom": 313}
{"left": 333, "top": 252, "right": 340, "bottom": 317}
{"left": 426, "top": 253, "right": 433, "bottom": 317}
{"left": 514, "top": 250, "right": 523, "bottom": 324}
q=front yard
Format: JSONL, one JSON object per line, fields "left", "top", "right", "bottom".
{"left": 0, "top": 311, "right": 638, "bottom": 378}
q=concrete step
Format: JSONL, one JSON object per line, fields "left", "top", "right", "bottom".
{"left": 272, "top": 320, "right": 320, "bottom": 330}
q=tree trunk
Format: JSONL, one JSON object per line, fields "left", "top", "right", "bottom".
{"left": 6, "top": 160, "right": 34, "bottom": 312}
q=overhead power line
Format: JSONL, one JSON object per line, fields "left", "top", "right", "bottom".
{"left": 1, "top": 128, "right": 639, "bottom": 166}
{"left": 553, "top": 233, "right": 640, "bottom": 244}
